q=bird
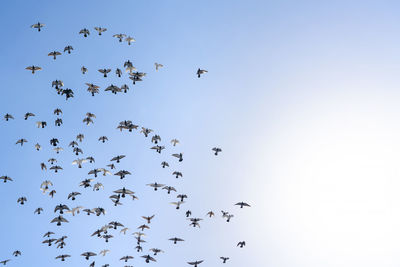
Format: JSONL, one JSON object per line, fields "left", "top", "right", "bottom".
{"left": 99, "top": 249, "right": 110, "bottom": 256}
{"left": 177, "top": 194, "right": 187, "bottom": 202}
{"left": 235, "top": 202, "right": 251, "bottom": 208}
{"left": 64, "top": 45, "right": 73, "bottom": 54}
{"left": 81, "top": 66, "right": 88, "bottom": 74}
{"left": 171, "top": 139, "right": 180, "bottom": 146}
{"left": 116, "top": 68, "right": 123, "bottom": 77}
{"left": 170, "top": 201, "right": 185, "bottom": 209}
{"left": 76, "top": 133, "right": 84, "bottom": 142}
{"left": 68, "top": 192, "right": 81, "bottom": 201}
{"left": 147, "top": 183, "right": 165, "bottom": 191}
{"left": 121, "top": 84, "right": 129, "bottom": 93}
{"left": 161, "top": 161, "right": 169, "bottom": 168}
{"left": 111, "top": 155, "right": 125, "bottom": 163}
{"left": 197, "top": 68, "right": 208, "bottom": 78}
{"left": 98, "top": 68, "right": 112, "bottom": 77}
{"left": 48, "top": 51, "right": 61, "bottom": 60}
{"left": 24, "top": 112, "right": 35, "bottom": 120}
{"left": 34, "top": 143, "right": 41, "bottom": 151}
{"left": 34, "top": 208, "right": 43, "bottom": 215}
{"left": 12, "top": 251, "right": 21, "bottom": 257}
{"left": 169, "top": 237, "right": 184, "bottom": 244}
{"left": 36, "top": 121, "right": 47, "bottom": 128}
{"left": 237, "top": 241, "right": 246, "bottom": 248}
{"left": 125, "top": 36, "right": 135, "bottom": 45}
{"left": 94, "top": 27, "right": 107, "bottom": 35}
{"left": 0, "top": 176, "right": 12, "bottom": 183}
{"left": 120, "top": 228, "right": 130, "bottom": 235}
{"left": 31, "top": 22, "right": 45, "bottom": 31}
{"left": 105, "top": 84, "right": 121, "bottom": 94}
{"left": 54, "top": 204, "right": 70, "bottom": 214}
{"left": 55, "top": 255, "right": 70, "bottom": 261}
{"left": 149, "top": 248, "right": 164, "bottom": 255}
{"left": 142, "top": 215, "right": 155, "bottom": 224}
{"left": 26, "top": 65, "right": 42, "bottom": 74}
{"left": 172, "top": 153, "right": 183, "bottom": 162}
{"left": 219, "top": 257, "right": 229, "bottom": 263}
{"left": 72, "top": 158, "right": 87, "bottom": 169}
{"left": 51, "top": 215, "right": 69, "bottom": 226}
{"left": 141, "top": 255, "right": 156, "bottom": 263}
{"left": 17, "top": 197, "right": 27, "bottom": 205}
{"left": 173, "top": 171, "right": 183, "bottom": 178}
{"left": 81, "top": 252, "right": 96, "bottom": 260}
{"left": 155, "top": 63, "right": 163, "bottom": 71}
{"left": 137, "top": 224, "right": 150, "bottom": 231}
{"left": 86, "top": 83, "right": 100, "bottom": 96}
{"left": 54, "top": 108, "right": 62, "bottom": 115}
{"left": 162, "top": 186, "right": 177, "bottom": 194}
{"left": 212, "top": 147, "right": 222, "bottom": 155}
{"left": 4, "top": 114, "right": 14, "bottom": 121}
{"left": 188, "top": 260, "right": 204, "bottom": 267}
{"left": 120, "top": 255, "right": 134, "bottom": 262}
{"left": 79, "top": 28, "right": 90, "bottom": 37}
{"left": 113, "top": 33, "right": 127, "bottom": 42}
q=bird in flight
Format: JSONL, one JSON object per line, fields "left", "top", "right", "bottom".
{"left": 31, "top": 22, "right": 45, "bottom": 31}
{"left": 235, "top": 202, "right": 251, "bottom": 208}
{"left": 26, "top": 65, "right": 42, "bottom": 74}
{"left": 197, "top": 68, "right": 208, "bottom": 78}
{"left": 155, "top": 63, "right": 163, "bottom": 71}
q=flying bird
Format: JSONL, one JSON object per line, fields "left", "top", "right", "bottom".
{"left": 197, "top": 68, "right": 208, "bottom": 78}
{"left": 26, "top": 65, "right": 42, "bottom": 74}
{"left": 31, "top": 22, "right": 45, "bottom": 31}
{"left": 94, "top": 27, "right": 107, "bottom": 35}
{"left": 48, "top": 51, "right": 61, "bottom": 60}
{"left": 79, "top": 28, "right": 90, "bottom": 37}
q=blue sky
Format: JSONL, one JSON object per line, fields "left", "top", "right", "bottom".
{"left": 2, "top": 0, "right": 400, "bottom": 266}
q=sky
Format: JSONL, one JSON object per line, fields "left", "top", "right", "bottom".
{"left": 2, "top": 0, "right": 400, "bottom": 266}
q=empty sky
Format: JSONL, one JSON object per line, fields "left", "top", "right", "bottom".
{"left": 1, "top": 0, "right": 400, "bottom": 266}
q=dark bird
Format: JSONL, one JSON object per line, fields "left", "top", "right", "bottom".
{"left": 81, "top": 252, "right": 96, "bottom": 260}
{"left": 51, "top": 215, "right": 69, "bottom": 226}
{"left": 31, "top": 22, "right": 45, "bottom": 31}
{"left": 64, "top": 45, "right": 73, "bottom": 54}
{"left": 24, "top": 112, "right": 35, "bottom": 120}
{"left": 79, "top": 28, "right": 90, "bottom": 37}
{"left": 173, "top": 171, "right": 183, "bottom": 178}
{"left": 172, "top": 153, "right": 183, "bottom": 162}
{"left": 235, "top": 202, "right": 251, "bottom": 208}
{"left": 0, "top": 176, "right": 12, "bottom": 183}
{"left": 197, "top": 68, "right": 208, "bottom": 78}
{"left": 17, "top": 197, "right": 27, "bottom": 205}
{"left": 141, "top": 254, "right": 156, "bottom": 263}
{"left": 169, "top": 237, "right": 184, "bottom": 244}
{"left": 220, "top": 257, "right": 229, "bottom": 263}
{"left": 12, "top": 251, "right": 21, "bottom": 257}
{"left": 188, "top": 260, "right": 204, "bottom": 267}
{"left": 99, "top": 68, "right": 111, "bottom": 77}
{"left": 142, "top": 215, "right": 155, "bottom": 224}
{"left": 212, "top": 147, "right": 222, "bottom": 155}
{"left": 237, "top": 241, "right": 246, "bottom": 248}
{"left": 55, "top": 255, "right": 70, "bottom": 261}
{"left": 120, "top": 256, "right": 134, "bottom": 262}
{"left": 161, "top": 161, "right": 169, "bottom": 168}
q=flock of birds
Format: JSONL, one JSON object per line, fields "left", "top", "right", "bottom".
{"left": 0, "top": 22, "right": 250, "bottom": 266}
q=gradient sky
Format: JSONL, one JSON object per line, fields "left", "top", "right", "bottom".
{"left": 2, "top": 0, "right": 400, "bottom": 266}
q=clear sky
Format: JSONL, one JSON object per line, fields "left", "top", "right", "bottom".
{"left": 2, "top": 0, "right": 400, "bottom": 266}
